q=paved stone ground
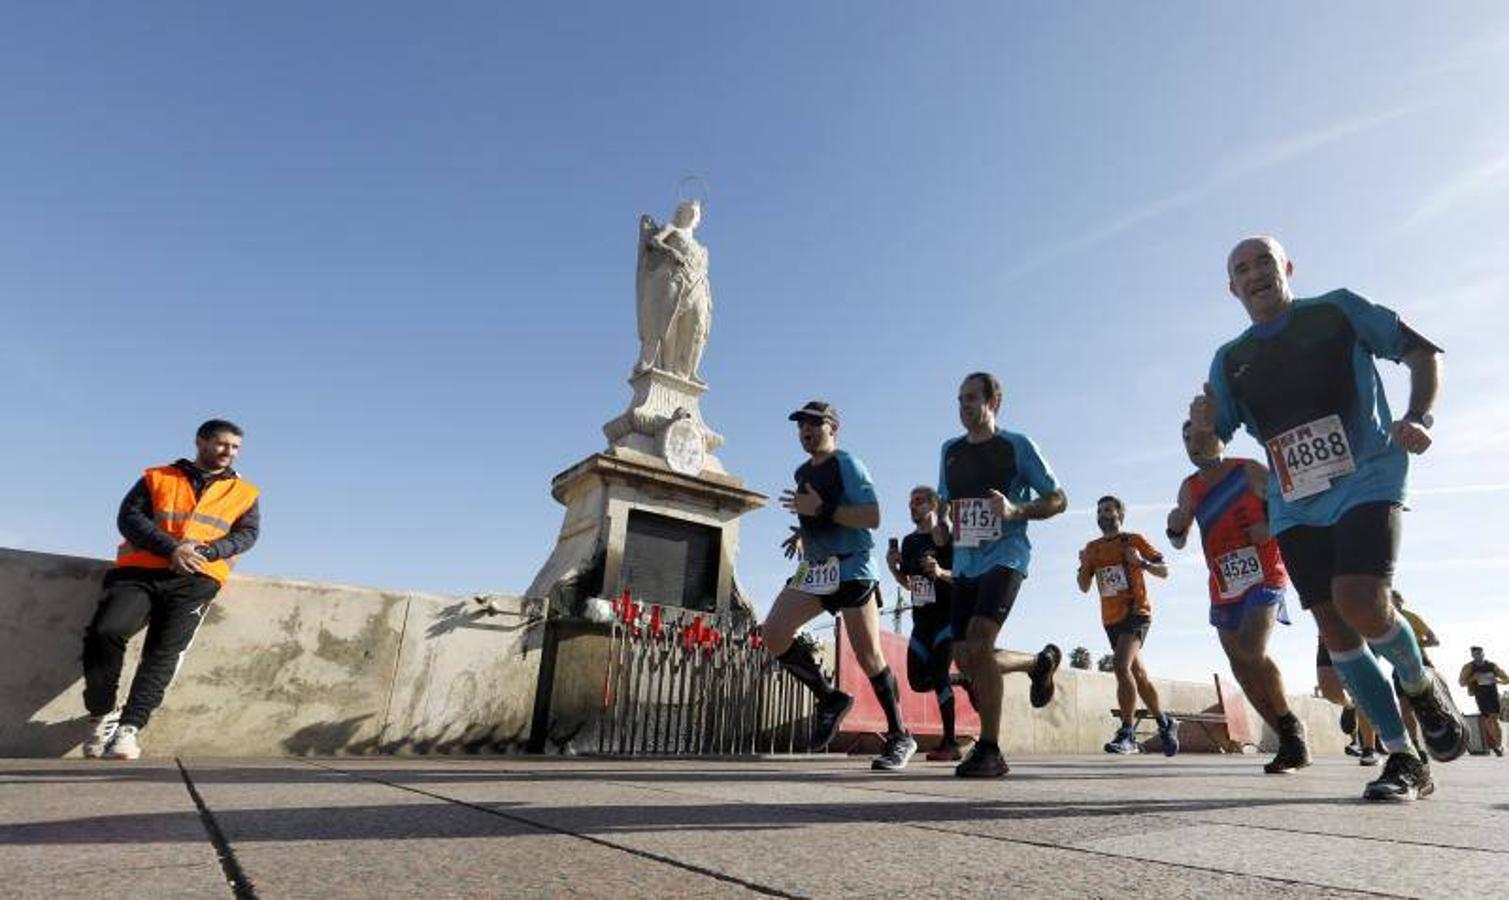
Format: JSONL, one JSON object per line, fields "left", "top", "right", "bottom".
{"left": 2, "top": 752, "right": 1507, "bottom": 898}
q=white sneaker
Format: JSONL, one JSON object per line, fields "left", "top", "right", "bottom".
{"left": 104, "top": 724, "right": 142, "bottom": 760}
{"left": 83, "top": 711, "right": 121, "bottom": 758}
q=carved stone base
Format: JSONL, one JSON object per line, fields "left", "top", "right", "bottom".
{"left": 603, "top": 368, "right": 725, "bottom": 473}
{"left": 526, "top": 452, "right": 765, "bottom": 620}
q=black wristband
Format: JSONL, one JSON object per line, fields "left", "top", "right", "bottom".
{"left": 1165, "top": 527, "right": 1187, "bottom": 541}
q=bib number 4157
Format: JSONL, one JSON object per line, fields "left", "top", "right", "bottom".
{"left": 953, "top": 498, "right": 1002, "bottom": 548}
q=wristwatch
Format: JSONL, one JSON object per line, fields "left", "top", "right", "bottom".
{"left": 1404, "top": 410, "right": 1434, "bottom": 429}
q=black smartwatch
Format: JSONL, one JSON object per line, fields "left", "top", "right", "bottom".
{"left": 1404, "top": 410, "right": 1434, "bottom": 429}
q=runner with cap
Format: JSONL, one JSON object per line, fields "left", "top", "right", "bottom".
{"left": 761, "top": 400, "right": 917, "bottom": 771}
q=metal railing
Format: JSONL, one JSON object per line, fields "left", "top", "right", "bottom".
{"left": 596, "top": 594, "right": 819, "bottom": 756}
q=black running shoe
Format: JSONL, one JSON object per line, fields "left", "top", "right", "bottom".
{"left": 1263, "top": 725, "right": 1312, "bottom": 774}
{"left": 808, "top": 691, "right": 853, "bottom": 751}
{"left": 955, "top": 742, "right": 1009, "bottom": 778}
{"left": 1402, "top": 667, "right": 1469, "bottom": 763}
{"left": 1029, "top": 644, "right": 1061, "bottom": 709}
{"left": 1339, "top": 705, "right": 1357, "bottom": 736}
{"left": 1363, "top": 751, "right": 1427, "bottom": 802}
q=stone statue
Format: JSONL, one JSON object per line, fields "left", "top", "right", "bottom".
{"left": 635, "top": 200, "right": 711, "bottom": 383}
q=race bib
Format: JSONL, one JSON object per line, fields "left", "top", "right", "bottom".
{"left": 909, "top": 575, "right": 936, "bottom": 606}
{"left": 953, "top": 498, "right": 1002, "bottom": 548}
{"left": 1266, "top": 414, "right": 1356, "bottom": 501}
{"left": 1096, "top": 565, "right": 1129, "bottom": 598}
{"left": 1215, "top": 546, "right": 1263, "bottom": 599}
{"left": 1476, "top": 671, "right": 1497, "bottom": 686}
{"left": 794, "top": 556, "right": 840, "bottom": 596}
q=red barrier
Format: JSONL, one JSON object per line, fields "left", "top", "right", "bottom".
{"left": 834, "top": 624, "right": 980, "bottom": 738}
{"left": 1214, "top": 672, "right": 1256, "bottom": 747}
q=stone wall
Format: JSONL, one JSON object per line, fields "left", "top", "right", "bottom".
{"left": 1, "top": 546, "right": 1347, "bottom": 760}
{"left": 0, "top": 548, "right": 544, "bottom": 758}
{"left": 994, "top": 664, "right": 1348, "bottom": 756}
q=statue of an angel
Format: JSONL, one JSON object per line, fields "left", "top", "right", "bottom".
{"left": 634, "top": 200, "right": 711, "bottom": 382}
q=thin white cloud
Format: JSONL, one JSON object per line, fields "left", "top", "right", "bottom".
{"left": 1214, "top": 107, "right": 1417, "bottom": 180}
{"left": 1411, "top": 482, "right": 1509, "bottom": 497}
{"left": 1397, "top": 147, "right": 1509, "bottom": 232}
{"left": 1407, "top": 555, "right": 1509, "bottom": 572}
{"left": 1068, "top": 481, "right": 1509, "bottom": 521}
{"left": 1002, "top": 107, "right": 1418, "bottom": 281}
{"left": 1421, "top": 28, "right": 1509, "bottom": 79}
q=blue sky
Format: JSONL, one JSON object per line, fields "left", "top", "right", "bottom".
{"left": 3, "top": 3, "right": 1506, "bottom": 705}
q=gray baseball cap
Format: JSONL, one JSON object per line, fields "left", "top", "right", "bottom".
{"left": 787, "top": 400, "right": 839, "bottom": 426}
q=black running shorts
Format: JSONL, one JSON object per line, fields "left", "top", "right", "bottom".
{"left": 1275, "top": 502, "right": 1401, "bottom": 610}
{"left": 815, "top": 579, "right": 879, "bottom": 616}
{"left": 1105, "top": 614, "right": 1151, "bottom": 649}
{"left": 949, "top": 566, "right": 1024, "bottom": 637}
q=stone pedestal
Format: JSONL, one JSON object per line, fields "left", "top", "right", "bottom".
{"left": 527, "top": 367, "right": 765, "bottom": 620}
{"left": 526, "top": 451, "right": 765, "bottom": 618}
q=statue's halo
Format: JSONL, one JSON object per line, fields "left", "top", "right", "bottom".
{"left": 676, "top": 175, "right": 710, "bottom": 208}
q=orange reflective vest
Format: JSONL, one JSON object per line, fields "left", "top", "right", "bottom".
{"left": 115, "top": 465, "right": 261, "bottom": 585}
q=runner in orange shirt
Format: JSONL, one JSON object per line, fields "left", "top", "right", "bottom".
{"left": 1077, "top": 496, "right": 1177, "bottom": 756}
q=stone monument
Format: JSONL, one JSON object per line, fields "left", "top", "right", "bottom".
{"left": 528, "top": 198, "right": 765, "bottom": 622}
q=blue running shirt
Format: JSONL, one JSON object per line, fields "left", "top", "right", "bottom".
{"left": 794, "top": 449, "right": 880, "bottom": 581}
{"left": 937, "top": 429, "right": 1060, "bottom": 578}
{"left": 1205, "top": 289, "right": 1439, "bottom": 533}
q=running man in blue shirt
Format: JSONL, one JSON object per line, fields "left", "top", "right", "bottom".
{"left": 934, "top": 372, "right": 1066, "bottom": 778}
{"left": 1189, "top": 236, "right": 1466, "bottom": 801}
{"left": 761, "top": 400, "right": 917, "bottom": 771}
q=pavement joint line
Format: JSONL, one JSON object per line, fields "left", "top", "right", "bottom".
{"left": 174, "top": 758, "right": 259, "bottom": 900}
{"left": 584, "top": 775, "right": 1404, "bottom": 898}
{"left": 826, "top": 780, "right": 1509, "bottom": 856}
{"left": 294, "top": 757, "right": 805, "bottom": 899}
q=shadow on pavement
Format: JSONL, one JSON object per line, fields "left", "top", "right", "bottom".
{"left": 0, "top": 791, "right": 1356, "bottom": 846}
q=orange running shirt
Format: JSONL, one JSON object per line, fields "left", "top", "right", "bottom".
{"left": 1079, "top": 533, "right": 1163, "bottom": 626}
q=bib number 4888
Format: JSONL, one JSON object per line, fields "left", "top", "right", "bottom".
{"left": 1267, "top": 414, "right": 1356, "bottom": 501}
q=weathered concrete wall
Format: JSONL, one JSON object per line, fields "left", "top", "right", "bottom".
{"left": 0, "top": 548, "right": 544, "bottom": 758}
{"left": 1000, "top": 666, "right": 1347, "bottom": 756}
{"left": 2, "top": 546, "right": 1347, "bottom": 760}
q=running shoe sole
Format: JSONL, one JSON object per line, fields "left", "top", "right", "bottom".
{"left": 1362, "top": 784, "right": 1417, "bottom": 803}
{"left": 1030, "top": 644, "right": 1061, "bottom": 708}
{"left": 1407, "top": 668, "right": 1469, "bottom": 764}
{"left": 955, "top": 754, "right": 1009, "bottom": 778}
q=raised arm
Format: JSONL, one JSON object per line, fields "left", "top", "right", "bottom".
{"left": 1167, "top": 479, "right": 1194, "bottom": 550}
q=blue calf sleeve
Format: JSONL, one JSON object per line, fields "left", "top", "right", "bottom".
{"left": 1331, "top": 645, "right": 1411, "bottom": 754}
